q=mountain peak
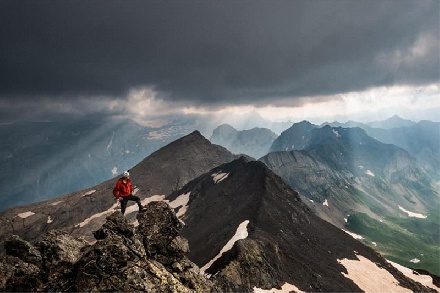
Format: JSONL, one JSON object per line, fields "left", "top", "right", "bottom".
{"left": 168, "top": 157, "right": 433, "bottom": 292}
{"left": 270, "top": 121, "right": 317, "bottom": 152}
{"left": 367, "top": 115, "right": 415, "bottom": 129}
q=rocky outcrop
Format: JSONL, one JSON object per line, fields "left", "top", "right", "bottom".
{"left": 0, "top": 201, "right": 218, "bottom": 292}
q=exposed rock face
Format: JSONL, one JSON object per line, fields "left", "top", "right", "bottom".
{"left": 213, "top": 238, "right": 282, "bottom": 292}
{"left": 0, "top": 202, "right": 218, "bottom": 292}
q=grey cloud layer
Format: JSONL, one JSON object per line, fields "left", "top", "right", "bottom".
{"left": 1, "top": 0, "right": 438, "bottom": 108}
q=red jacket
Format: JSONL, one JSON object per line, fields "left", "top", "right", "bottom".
{"left": 113, "top": 178, "right": 134, "bottom": 199}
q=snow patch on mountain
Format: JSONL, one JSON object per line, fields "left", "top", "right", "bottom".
{"left": 388, "top": 260, "right": 440, "bottom": 290}
{"left": 167, "top": 192, "right": 190, "bottom": 218}
{"left": 212, "top": 171, "right": 230, "bottom": 184}
{"left": 410, "top": 258, "right": 421, "bottom": 263}
{"left": 254, "top": 282, "right": 304, "bottom": 293}
{"left": 47, "top": 216, "right": 53, "bottom": 224}
{"left": 342, "top": 229, "right": 364, "bottom": 240}
{"left": 398, "top": 206, "right": 427, "bottom": 219}
{"left": 82, "top": 190, "right": 96, "bottom": 197}
{"left": 332, "top": 129, "right": 341, "bottom": 137}
{"left": 50, "top": 200, "right": 64, "bottom": 206}
{"left": 201, "top": 220, "right": 250, "bottom": 276}
{"left": 17, "top": 211, "right": 35, "bottom": 219}
{"left": 323, "top": 199, "right": 329, "bottom": 206}
{"left": 75, "top": 202, "right": 120, "bottom": 228}
{"left": 339, "top": 254, "right": 412, "bottom": 292}
{"left": 365, "top": 170, "right": 375, "bottom": 177}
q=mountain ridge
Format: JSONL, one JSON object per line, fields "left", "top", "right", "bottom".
{"left": 166, "top": 156, "right": 435, "bottom": 292}
{"left": 261, "top": 123, "right": 439, "bottom": 275}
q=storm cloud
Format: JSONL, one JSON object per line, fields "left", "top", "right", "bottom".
{"left": 0, "top": 0, "right": 438, "bottom": 118}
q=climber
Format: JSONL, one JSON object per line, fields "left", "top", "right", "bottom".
{"left": 113, "top": 170, "right": 147, "bottom": 214}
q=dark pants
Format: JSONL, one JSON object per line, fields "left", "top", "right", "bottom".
{"left": 120, "top": 195, "right": 142, "bottom": 214}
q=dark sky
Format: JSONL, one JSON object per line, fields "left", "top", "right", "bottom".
{"left": 0, "top": 0, "right": 438, "bottom": 122}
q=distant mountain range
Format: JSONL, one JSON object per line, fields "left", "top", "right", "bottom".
{"left": 1, "top": 114, "right": 439, "bottom": 282}
{"left": 3, "top": 114, "right": 436, "bottom": 212}
{"left": 210, "top": 124, "right": 277, "bottom": 159}
{"left": 323, "top": 117, "right": 440, "bottom": 175}
{"left": 366, "top": 115, "right": 416, "bottom": 129}
{"left": 261, "top": 122, "right": 439, "bottom": 275}
{"left": 1, "top": 131, "right": 437, "bottom": 291}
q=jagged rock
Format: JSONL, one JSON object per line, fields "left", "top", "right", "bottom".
{"left": 212, "top": 239, "right": 281, "bottom": 292}
{"left": 137, "top": 201, "right": 184, "bottom": 258}
{"left": 94, "top": 211, "right": 135, "bottom": 239}
{"left": 168, "top": 235, "right": 190, "bottom": 254}
{"left": 74, "top": 205, "right": 218, "bottom": 292}
{"left": 30, "top": 230, "right": 90, "bottom": 291}
{"left": 38, "top": 230, "right": 89, "bottom": 265}
{"left": 0, "top": 202, "right": 218, "bottom": 292}
{"left": 0, "top": 255, "right": 42, "bottom": 292}
{"left": 4, "top": 235, "right": 42, "bottom": 267}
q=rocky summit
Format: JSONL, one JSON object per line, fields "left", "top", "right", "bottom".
{"left": 0, "top": 201, "right": 217, "bottom": 292}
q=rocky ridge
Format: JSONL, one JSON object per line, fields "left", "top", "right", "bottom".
{"left": 168, "top": 157, "right": 435, "bottom": 292}
{"left": 0, "top": 201, "right": 218, "bottom": 292}
{"left": 2, "top": 196, "right": 435, "bottom": 293}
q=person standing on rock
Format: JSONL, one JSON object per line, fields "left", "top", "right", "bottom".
{"left": 113, "top": 171, "right": 147, "bottom": 214}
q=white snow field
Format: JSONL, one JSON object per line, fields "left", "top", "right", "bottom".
{"left": 338, "top": 254, "right": 412, "bottom": 292}
{"left": 17, "top": 211, "right": 35, "bottom": 219}
{"left": 365, "top": 170, "right": 375, "bottom": 177}
{"left": 167, "top": 192, "right": 190, "bottom": 218}
{"left": 398, "top": 205, "right": 427, "bottom": 218}
{"left": 342, "top": 229, "right": 364, "bottom": 240}
{"left": 388, "top": 260, "right": 440, "bottom": 290}
{"left": 211, "top": 171, "right": 230, "bottom": 184}
{"left": 254, "top": 282, "right": 303, "bottom": 293}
